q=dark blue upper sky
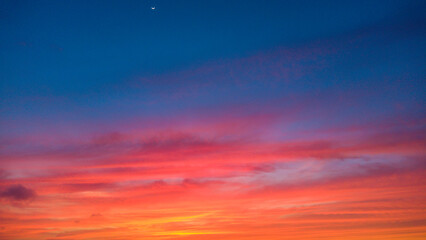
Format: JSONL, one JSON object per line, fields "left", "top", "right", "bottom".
{"left": 0, "top": 0, "right": 425, "bottom": 138}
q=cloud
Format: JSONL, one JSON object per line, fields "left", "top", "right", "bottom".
{"left": 227, "top": 156, "right": 426, "bottom": 191}
{"left": 0, "top": 184, "right": 36, "bottom": 201}
{"left": 62, "top": 182, "right": 115, "bottom": 192}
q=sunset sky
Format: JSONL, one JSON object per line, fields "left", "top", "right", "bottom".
{"left": 0, "top": 0, "right": 425, "bottom": 239}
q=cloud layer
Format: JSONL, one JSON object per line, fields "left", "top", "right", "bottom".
{"left": 0, "top": 0, "right": 425, "bottom": 239}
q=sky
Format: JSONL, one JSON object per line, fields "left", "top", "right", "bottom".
{"left": 0, "top": 0, "right": 425, "bottom": 239}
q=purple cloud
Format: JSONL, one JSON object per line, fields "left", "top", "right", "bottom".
{"left": 0, "top": 184, "right": 36, "bottom": 201}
